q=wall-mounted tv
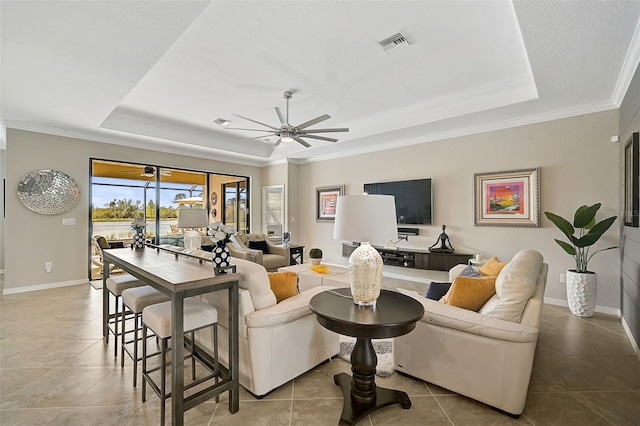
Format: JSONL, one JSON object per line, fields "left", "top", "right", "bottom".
{"left": 364, "top": 178, "right": 432, "bottom": 225}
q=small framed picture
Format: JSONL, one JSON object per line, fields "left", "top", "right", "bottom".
{"left": 624, "top": 132, "right": 639, "bottom": 227}
{"left": 474, "top": 168, "right": 540, "bottom": 227}
{"left": 316, "top": 185, "right": 344, "bottom": 222}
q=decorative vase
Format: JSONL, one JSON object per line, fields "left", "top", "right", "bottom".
{"left": 348, "top": 242, "right": 383, "bottom": 306}
{"left": 133, "top": 228, "right": 145, "bottom": 249}
{"left": 212, "top": 244, "right": 231, "bottom": 269}
{"left": 566, "top": 270, "right": 597, "bottom": 317}
{"left": 310, "top": 257, "right": 322, "bottom": 266}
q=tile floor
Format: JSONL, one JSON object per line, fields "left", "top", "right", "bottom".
{"left": 0, "top": 278, "right": 639, "bottom": 425}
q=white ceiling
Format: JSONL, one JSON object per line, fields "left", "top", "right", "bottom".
{"left": 2, "top": 1, "right": 639, "bottom": 166}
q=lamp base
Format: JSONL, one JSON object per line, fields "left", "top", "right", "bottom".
{"left": 348, "top": 242, "right": 383, "bottom": 306}
{"left": 183, "top": 230, "right": 202, "bottom": 250}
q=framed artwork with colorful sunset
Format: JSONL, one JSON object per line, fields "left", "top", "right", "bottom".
{"left": 474, "top": 168, "right": 540, "bottom": 227}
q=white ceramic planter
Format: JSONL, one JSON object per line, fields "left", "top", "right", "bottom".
{"left": 310, "top": 258, "right": 322, "bottom": 266}
{"left": 566, "top": 270, "right": 597, "bottom": 317}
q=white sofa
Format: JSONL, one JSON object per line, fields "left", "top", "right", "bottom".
{"left": 393, "top": 249, "right": 548, "bottom": 417}
{"left": 191, "top": 255, "right": 339, "bottom": 397}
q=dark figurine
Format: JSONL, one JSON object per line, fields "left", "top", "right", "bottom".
{"left": 429, "top": 225, "right": 455, "bottom": 253}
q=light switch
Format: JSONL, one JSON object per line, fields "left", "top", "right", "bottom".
{"left": 63, "top": 218, "right": 76, "bottom": 226}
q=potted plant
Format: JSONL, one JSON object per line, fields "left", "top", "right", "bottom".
{"left": 544, "top": 203, "right": 617, "bottom": 317}
{"left": 309, "top": 248, "right": 323, "bottom": 265}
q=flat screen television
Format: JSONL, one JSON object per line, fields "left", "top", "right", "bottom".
{"left": 364, "top": 178, "right": 432, "bottom": 225}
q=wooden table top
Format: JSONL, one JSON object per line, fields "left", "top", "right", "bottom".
{"left": 309, "top": 288, "right": 424, "bottom": 339}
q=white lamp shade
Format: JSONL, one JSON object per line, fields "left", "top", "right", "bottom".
{"left": 333, "top": 195, "right": 397, "bottom": 244}
{"left": 177, "top": 208, "right": 208, "bottom": 229}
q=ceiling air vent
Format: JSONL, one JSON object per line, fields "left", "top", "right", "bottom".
{"left": 377, "top": 32, "right": 411, "bottom": 54}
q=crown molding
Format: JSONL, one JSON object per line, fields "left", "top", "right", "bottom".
{"left": 3, "top": 120, "right": 269, "bottom": 168}
{"left": 612, "top": 18, "right": 640, "bottom": 106}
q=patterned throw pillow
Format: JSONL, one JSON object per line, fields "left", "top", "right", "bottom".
{"left": 458, "top": 265, "right": 482, "bottom": 277}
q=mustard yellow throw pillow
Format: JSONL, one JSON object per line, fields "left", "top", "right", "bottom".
{"left": 479, "top": 256, "right": 506, "bottom": 276}
{"left": 440, "top": 276, "right": 497, "bottom": 311}
{"left": 268, "top": 272, "right": 299, "bottom": 303}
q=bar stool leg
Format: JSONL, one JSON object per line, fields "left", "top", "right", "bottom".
{"left": 113, "top": 294, "right": 120, "bottom": 357}
{"left": 120, "top": 306, "right": 127, "bottom": 367}
{"left": 132, "top": 313, "right": 140, "bottom": 387}
{"left": 142, "top": 324, "right": 147, "bottom": 402}
{"left": 160, "top": 337, "right": 167, "bottom": 426}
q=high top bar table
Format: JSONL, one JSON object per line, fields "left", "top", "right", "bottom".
{"left": 102, "top": 247, "right": 240, "bottom": 426}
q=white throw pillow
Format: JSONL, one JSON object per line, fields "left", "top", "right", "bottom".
{"left": 478, "top": 249, "right": 543, "bottom": 323}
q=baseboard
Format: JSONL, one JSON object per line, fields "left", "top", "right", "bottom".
{"left": 2, "top": 279, "right": 88, "bottom": 295}
{"left": 543, "top": 297, "right": 620, "bottom": 316}
{"left": 620, "top": 314, "right": 640, "bottom": 360}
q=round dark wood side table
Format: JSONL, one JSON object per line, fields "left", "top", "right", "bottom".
{"left": 309, "top": 288, "right": 425, "bottom": 425}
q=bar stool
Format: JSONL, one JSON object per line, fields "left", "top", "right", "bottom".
{"left": 121, "top": 286, "right": 171, "bottom": 387}
{"left": 106, "top": 274, "right": 146, "bottom": 357}
{"left": 142, "top": 298, "right": 219, "bottom": 426}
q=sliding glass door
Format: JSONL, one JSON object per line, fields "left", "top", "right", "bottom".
{"left": 89, "top": 159, "right": 249, "bottom": 281}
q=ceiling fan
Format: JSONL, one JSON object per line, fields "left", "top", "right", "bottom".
{"left": 224, "top": 91, "right": 349, "bottom": 148}
{"left": 121, "top": 166, "right": 172, "bottom": 177}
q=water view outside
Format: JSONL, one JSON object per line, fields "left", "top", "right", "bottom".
{"left": 92, "top": 220, "right": 178, "bottom": 240}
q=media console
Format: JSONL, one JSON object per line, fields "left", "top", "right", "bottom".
{"left": 342, "top": 243, "right": 472, "bottom": 272}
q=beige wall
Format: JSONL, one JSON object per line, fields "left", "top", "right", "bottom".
{"left": 4, "top": 129, "right": 262, "bottom": 292}
{"left": 295, "top": 110, "right": 621, "bottom": 310}
{"left": 0, "top": 147, "right": 5, "bottom": 272}
{"left": 3, "top": 110, "right": 624, "bottom": 313}
{"left": 619, "top": 63, "right": 640, "bottom": 348}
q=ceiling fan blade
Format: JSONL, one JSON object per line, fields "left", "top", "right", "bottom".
{"left": 299, "top": 127, "right": 349, "bottom": 133}
{"left": 295, "top": 114, "right": 331, "bottom": 130}
{"left": 275, "top": 107, "right": 287, "bottom": 126}
{"left": 247, "top": 134, "right": 275, "bottom": 140}
{"left": 224, "top": 127, "right": 276, "bottom": 132}
{"left": 293, "top": 136, "right": 312, "bottom": 148}
{"left": 232, "top": 114, "right": 277, "bottom": 130}
{"left": 273, "top": 138, "right": 283, "bottom": 148}
{"left": 298, "top": 134, "right": 338, "bottom": 142}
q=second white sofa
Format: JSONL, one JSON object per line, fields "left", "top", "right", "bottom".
{"left": 393, "top": 249, "right": 548, "bottom": 417}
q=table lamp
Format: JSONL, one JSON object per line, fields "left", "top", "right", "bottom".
{"left": 333, "top": 194, "right": 398, "bottom": 306}
{"left": 178, "top": 208, "right": 208, "bottom": 250}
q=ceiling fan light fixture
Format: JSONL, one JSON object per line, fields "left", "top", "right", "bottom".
{"left": 281, "top": 136, "right": 294, "bottom": 143}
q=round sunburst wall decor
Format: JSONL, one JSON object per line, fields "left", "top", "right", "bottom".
{"left": 17, "top": 169, "right": 80, "bottom": 215}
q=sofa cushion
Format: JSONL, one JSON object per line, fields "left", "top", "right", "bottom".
{"left": 479, "top": 256, "right": 506, "bottom": 276}
{"left": 231, "top": 257, "right": 277, "bottom": 310}
{"left": 248, "top": 240, "right": 269, "bottom": 252}
{"left": 441, "top": 276, "right": 497, "bottom": 311}
{"left": 425, "top": 282, "right": 452, "bottom": 300}
{"left": 478, "top": 249, "right": 543, "bottom": 323}
{"left": 268, "top": 272, "right": 299, "bottom": 303}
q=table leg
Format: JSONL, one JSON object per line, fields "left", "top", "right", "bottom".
{"left": 102, "top": 261, "right": 109, "bottom": 339}
{"left": 229, "top": 281, "right": 239, "bottom": 413}
{"left": 334, "top": 337, "right": 411, "bottom": 425}
{"left": 171, "top": 294, "right": 185, "bottom": 426}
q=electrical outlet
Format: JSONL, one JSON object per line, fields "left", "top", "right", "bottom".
{"left": 560, "top": 273, "right": 566, "bottom": 283}
{"left": 45, "top": 262, "right": 52, "bottom": 273}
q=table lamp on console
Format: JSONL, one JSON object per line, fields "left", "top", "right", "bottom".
{"left": 333, "top": 194, "right": 398, "bottom": 306}
{"left": 178, "top": 208, "right": 208, "bottom": 250}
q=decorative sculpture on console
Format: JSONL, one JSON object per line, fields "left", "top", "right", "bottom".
{"left": 429, "top": 225, "right": 455, "bottom": 253}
